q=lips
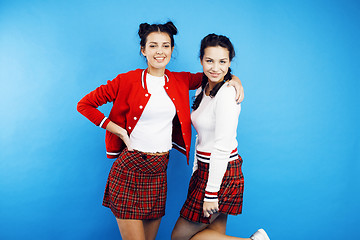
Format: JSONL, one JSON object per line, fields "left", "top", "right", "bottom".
{"left": 210, "top": 72, "right": 220, "bottom": 78}
{"left": 154, "top": 56, "right": 166, "bottom": 63}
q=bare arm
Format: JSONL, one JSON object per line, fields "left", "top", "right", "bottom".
{"left": 228, "top": 75, "right": 244, "bottom": 103}
{"left": 105, "top": 121, "right": 133, "bottom": 151}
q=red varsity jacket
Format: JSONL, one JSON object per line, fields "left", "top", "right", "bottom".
{"left": 77, "top": 69, "right": 202, "bottom": 163}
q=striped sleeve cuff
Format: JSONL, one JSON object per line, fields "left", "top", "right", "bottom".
{"left": 204, "top": 191, "right": 218, "bottom": 202}
{"left": 99, "top": 117, "right": 110, "bottom": 129}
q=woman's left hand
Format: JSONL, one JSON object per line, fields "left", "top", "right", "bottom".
{"left": 228, "top": 75, "right": 244, "bottom": 104}
{"left": 203, "top": 201, "right": 219, "bottom": 218}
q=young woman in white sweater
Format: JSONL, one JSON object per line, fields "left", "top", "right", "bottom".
{"left": 171, "top": 34, "right": 270, "bottom": 240}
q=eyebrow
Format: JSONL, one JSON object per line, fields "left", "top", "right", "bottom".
{"left": 204, "top": 57, "right": 229, "bottom": 60}
{"left": 148, "top": 41, "right": 171, "bottom": 44}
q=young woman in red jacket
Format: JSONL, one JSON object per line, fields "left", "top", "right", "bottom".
{"left": 77, "top": 22, "right": 244, "bottom": 240}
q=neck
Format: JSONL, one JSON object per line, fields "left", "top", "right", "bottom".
{"left": 147, "top": 66, "right": 165, "bottom": 77}
{"left": 207, "top": 81, "right": 217, "bottom": 91}
{"left": 205, "top": 77, "right": 226, "bottom": 96}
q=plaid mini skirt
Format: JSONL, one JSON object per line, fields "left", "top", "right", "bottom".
{"left": 103, "top": 148, "right": 169, "bottom": 220}
{"left": 180, "top": 152, "right": 244, "bottom": 224}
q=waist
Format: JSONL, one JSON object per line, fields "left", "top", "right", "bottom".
{"left": 118, "top": 148, "right": 169, "bottom": 174}
{"left": 136, "top": 150, "right": 169, "bottom": 156}
{"left": 130, "top": 123, "right": 173, "bottom": 153}
{"left": 196, "top": 148, "right": 238, "bottom": 163}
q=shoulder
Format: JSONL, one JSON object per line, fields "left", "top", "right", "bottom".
{"left": 213, "top": 84, "right": 241, "bottom": 116}
{"left": 217, "top": 83, "right": 236, "bottom": 99}
{"left": 111, "top": 69, "right": 143, "bottom": 85}
{"left": 215, "top": 84, "right": 240, "bottom": 108}
{"left": 118, "top": 69, "right": 143, "bottom": 79}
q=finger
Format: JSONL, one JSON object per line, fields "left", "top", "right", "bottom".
{"left": 237, "top": 87, "right": 245, "bottom": 103}
{"left": 203, "top": 208, "right": 212, "bottom": 217}
{"left": 236, "top": 93, "right": 241, "bottom": 104}
{"left": 236, "top": 90, "right": 241, "bottom": 101}
{"left": 122, "top": 138, "right": 133, "bottom": 151}
{"left": 239, "top": 89, "right": 245, "bottom": 103}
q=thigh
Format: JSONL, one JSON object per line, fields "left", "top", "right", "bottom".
{"left": 207, "top": 213, "right": 228, "bottom": 234}
{"left": 171, "top": 216, "right": 213, "bottom": 240}
{"left": 116, "top": 218, "right": 145, "bottom": 240}
{"left": 143, "top": 218, "right": 162, "bottom": 240}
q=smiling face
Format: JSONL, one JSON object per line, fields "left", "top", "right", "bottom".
{"left": 201, "top": 46, "right": 231, "bottom": 86}
{"left": 141, "top": 31, "right": 174, "bottom": 76}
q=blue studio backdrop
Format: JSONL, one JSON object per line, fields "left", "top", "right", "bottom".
{"left": 1, "top": 0, "right": 359, "bottom": 239}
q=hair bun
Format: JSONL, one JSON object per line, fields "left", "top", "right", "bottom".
{"left": 164, "top": 21, "right": 178, "bottom": 35}
{"left": 138, "top": 23, "right": 151, "bottom": 38}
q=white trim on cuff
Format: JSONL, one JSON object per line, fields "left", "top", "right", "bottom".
{"left": 106, "top": 151, "right": 122, "bottom": 156}
{"left": 99, "top": 117, "right": 108, "bottom": 128}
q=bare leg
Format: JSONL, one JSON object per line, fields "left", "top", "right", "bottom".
{"left": 171, "top": 216, "right": 210, "bottom": 240}
{"left": 116, "top": 218, "right": 145, "bottom": 240}
{"left": 172, "top": 214, "right": 251, "bottom": 240}
{"left": 206, "top": 213, "right": 228, "bottom": 234}
{"left": 143, "top": 218, "right": 162, "bottom": 240}
{"left": 191, "top": 228, "right": 251, "bottom": 240}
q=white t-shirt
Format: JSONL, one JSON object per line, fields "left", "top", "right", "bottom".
{"left": 130, "top": 73, "right": 176, "bottom": 153}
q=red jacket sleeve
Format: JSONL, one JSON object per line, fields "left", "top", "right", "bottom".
{"left": 77, "top": 75, "right": 120, "bottom": 129}
{"left": 189, "top": 72, "right": 203, "bottom": 90}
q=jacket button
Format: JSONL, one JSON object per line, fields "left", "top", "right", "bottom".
{"left": 128, "top": 126, "right": 132, "bottom": 130}
{"left": 139, "top": 105, "right": 143, "bottom": 109}
{"left": 134, "top": 117, "right": 137, "bottom": 120}
{"left": 165, "top": 87, "right": 168, "bottom": 89}
{"left": 172, "top": 98, "right": 175, "bottom": 101}
{"left": 145, "top": 93, "right": 149, "bottom": 97}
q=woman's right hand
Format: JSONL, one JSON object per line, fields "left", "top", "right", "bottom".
{"left": 105, "top": 121, "right": 133, "bottom": 151}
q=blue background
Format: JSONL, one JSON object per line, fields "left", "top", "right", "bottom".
{"left": 1, "top": 0, "right": 359, "bottom": 239}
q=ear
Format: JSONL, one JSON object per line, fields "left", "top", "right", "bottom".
{"left": 200, "top": 58, "right": 203, "bottom": 66}
{"left": 141, "top": 47, "right": 146, "bottom": 57}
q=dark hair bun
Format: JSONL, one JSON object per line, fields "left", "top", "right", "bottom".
{"left": 164, "top": 21, "right": 178, "bottom": 35}
{"left": 138, "top": 21, "right": 178, "bottom": 48}
{"left": 138, "top": 23, "right": 151, "bottom": 38}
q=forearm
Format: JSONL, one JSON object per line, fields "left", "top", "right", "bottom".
{"left": 106, "top": 121, "right": 126, "bottom": 138}
{"left": 229, "top": 75, "right": 244, "bottom": 103}
{"left": 106, "top": 121, "right": 133, "bottom": 150}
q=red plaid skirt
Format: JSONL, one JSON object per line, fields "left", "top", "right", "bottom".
{"left": 180, "top": 155, "right": 244, "bottom": 224}
{"left": 103, "top": 148, "right": 169, "bottom": 219}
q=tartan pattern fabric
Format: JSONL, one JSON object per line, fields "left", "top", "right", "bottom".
{"left": 180, "top": 155, "right": 244, "bottom": 224}
{"left": 103, "top": 148, "right": 169, "bottom": 219}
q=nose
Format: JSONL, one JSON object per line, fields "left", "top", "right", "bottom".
{"left": 156, "top": 47, "right": 163, "bottom": 54}
{"left": 212, "top": 62, "right": 219, "bottom": 71}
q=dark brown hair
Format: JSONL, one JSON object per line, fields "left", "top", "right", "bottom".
{"left": 192, "top": 34, "right": 235, "bottom": 110}
{"left": 138, "top": 21, "right": 178, "bottom": 49}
